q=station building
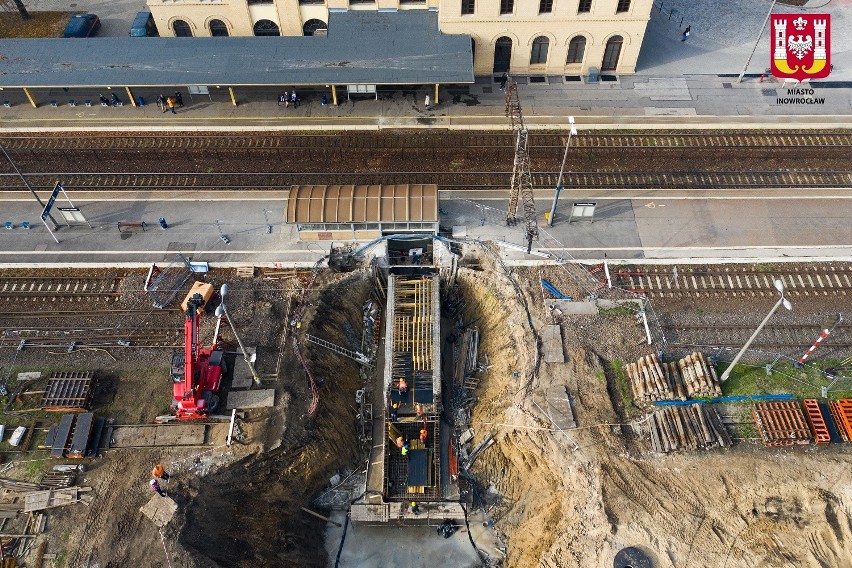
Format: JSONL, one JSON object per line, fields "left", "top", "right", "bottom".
{"left": 148, "top": 0, "right": 653, "bottom": 77}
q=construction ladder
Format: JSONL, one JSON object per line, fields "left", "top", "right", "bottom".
{"left": 304, "top": 334, "right": 373, "bottom": 367}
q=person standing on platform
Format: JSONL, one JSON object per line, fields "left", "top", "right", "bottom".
{"left": 682, "top": 25, "right": 690, "bottom": 42}
{"left": 149, "top": 479, "right": 166, "bottom": 497}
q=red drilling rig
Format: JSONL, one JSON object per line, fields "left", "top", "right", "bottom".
{"left": 170, "top": 292, "right": 225, "bottom": 420}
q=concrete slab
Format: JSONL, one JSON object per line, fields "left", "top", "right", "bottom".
{"left": 16, "top": 372, "right": 42, "bottom": 382}
{"left": 548, "top": 300, "right": 598, "bottom": 315}
{"left": 153, "top": 424, "right": 206, "bottom": 446}
{"left": 545, "top": 386, "right": 577, "bottom": 430}
{"left": 325, "top": 510, "right": 481, "bottom": 568}
{"left": 111, "top": 425, "right": 157, "bottom": 448}
{"left": 542, "top": 325, "right": 565, "bottom": 364}
{"left": 140, "top": 494, "right": 178, "bottom": 528}
{"left": 226, "top": 389, "right": 275, "bottom": 409}
{"left": 231, "top": 348, "right": 257, "bottom": 389}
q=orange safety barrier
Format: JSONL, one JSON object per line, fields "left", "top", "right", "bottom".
{"left": 835, "top": 400, "right": 852, "bottom": 443}
{"left": 803, "top": 399, "right": 831, "bottom": 445}
{"left": 828, "top": 401, "right": 849, "bottom": 442}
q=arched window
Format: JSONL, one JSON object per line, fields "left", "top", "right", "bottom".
{"left": 566, "top": 36, "right": 586, "bottom": 64}
{"left": 253, "top": 19, "right": 280, "bottom": 36}
{"left": 493, "top": 36, "right": 512, "bottom": 73}
{"left": 530, "top": 36, "right": 549, "bottom": 65}
{"left": 602, "top": 35, "right": 623, "bottom": 71}
{"left": 209, "top": 19, "right": 229, "bottom": 37}
{"left": 302, "top": 19, "right": 327, "bottom": 36}
{"left": 173, "top": 20, "right": 192, "bottom": 37}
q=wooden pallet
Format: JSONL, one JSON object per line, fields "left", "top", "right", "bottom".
{"left": 235, "top": 266, "right": 255, "bottom": 278}
{"left": 40, "top": 372, "right": 94, "bottom": 411}
{"left": 803, "top": 399, "right": 831, "bottom": 445}
{"left": 23, "top": 487, "right": 91, "bottom": 512}
{"left": 752, "top": 401, "right": 812, "bottom": 447}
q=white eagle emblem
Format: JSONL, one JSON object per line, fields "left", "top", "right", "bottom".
{"left": 787, "top": 35, "right": 813, "bottom": 59}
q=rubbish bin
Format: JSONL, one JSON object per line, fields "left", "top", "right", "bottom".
{"left": 159, "top": 217, "right": 168, "bottom": 230}
{"left": 138, "top": 96, "right": 145, "bottom": 106}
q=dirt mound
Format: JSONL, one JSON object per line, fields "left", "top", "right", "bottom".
{"left": 459, "top": 259, "right": 852, "bottom": 568}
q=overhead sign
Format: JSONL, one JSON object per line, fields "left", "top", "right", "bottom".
{"left": 569, "top": 202, "right": 597, "bottom": 223}
{"left": 41, "top": 182, "right": 62, "bottom": 221}
{"left": 58, "top": 206, "right": 87, "bottom": 224}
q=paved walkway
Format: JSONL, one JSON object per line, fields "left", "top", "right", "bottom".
{"left": 0, "top": 0, "right": 850, "bottom": 266}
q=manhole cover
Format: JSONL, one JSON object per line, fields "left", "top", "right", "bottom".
{"left": 614, "top": 547, "right": 653, "bottom": 568}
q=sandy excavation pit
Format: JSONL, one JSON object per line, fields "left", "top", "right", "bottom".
{"left": 0, "top": 254, "right": 850, "bottom": 568}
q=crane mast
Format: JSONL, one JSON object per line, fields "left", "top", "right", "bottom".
{"left": 504, "top": 80, "right": 539, "bottom": 253}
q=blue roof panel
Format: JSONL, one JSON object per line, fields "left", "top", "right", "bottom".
{"left": 0, "top": 11, "right": 473, "bottom": 87}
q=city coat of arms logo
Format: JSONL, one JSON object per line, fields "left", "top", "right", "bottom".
{"left": 771, "top": 14, "right": 831, "bottom": 81}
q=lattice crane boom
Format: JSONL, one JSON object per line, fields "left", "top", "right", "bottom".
{"left": 504, "top": 80, "right": 539, "bottom": 253}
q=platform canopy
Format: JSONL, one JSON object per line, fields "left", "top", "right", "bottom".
{"left": 287, "top": 184, "right": 438, "bottom": 224}
{"left": 0, "top": 11, "right": 473, "bottom": 88}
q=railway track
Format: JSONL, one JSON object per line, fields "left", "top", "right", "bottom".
{"left": 1, "top": 328, "right": 180, "bottom": 349}
{"left": 0, "top": 277, "right": 124, "bottom": 300}
{"left": 610, "top": 266, "right": 852, "bottom": 298}
{"left": 0, "top": 308, "right": 181, "bottom": 319}
{"left": 2, "top": 132, "right": 852, "bottom": 151}
{"left": 2, "top": 170, "right": 852, "bottom": 192}
{"left": 660, "top": 323, "right": 851, "bottom": 350}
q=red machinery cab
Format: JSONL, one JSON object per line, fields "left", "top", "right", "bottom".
{"left": 171, "top": 293, "right": 225, "bottom": 420}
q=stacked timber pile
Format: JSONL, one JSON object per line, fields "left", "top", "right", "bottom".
{"left": 626, "top": 352, "right": 722, "bottom": 408}
{"left": 649, "top": 404, "right": 732, "bottom": 453}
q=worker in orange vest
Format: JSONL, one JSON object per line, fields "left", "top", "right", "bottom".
{"left": 398, "top": 378, "right": 408, "bottom": 396}
{"left": 419, "top": 428, "right": 427, "bottom": 443}
{"left": 152, "top": 463, "right": 170, "bottom": 481}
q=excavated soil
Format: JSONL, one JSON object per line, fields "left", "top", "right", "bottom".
{"left": 457, "top": 253, "right": 852, "bottom": 568}
{"left": 2, "top": 259, "right": 851, "bottom": 567}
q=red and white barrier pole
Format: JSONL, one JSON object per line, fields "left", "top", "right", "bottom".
{"left": 798, "top": 314, "right": 843, "bottom": 365}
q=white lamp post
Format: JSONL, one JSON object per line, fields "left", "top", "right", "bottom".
{"left": 548, "top": 116, "right": 577, "bottom": 227}
{"left": 719, "top": 279, "right": 792, "bottom": 382}
{"left": 217, "top": 284, "right": 260, "bottom": 386}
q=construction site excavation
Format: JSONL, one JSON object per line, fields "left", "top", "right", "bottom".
{"left": 1, "top": 128, "right": 852, "bottom": 566}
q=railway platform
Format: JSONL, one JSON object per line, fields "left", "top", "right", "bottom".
{"left": 0, "top": 188, "right": 850, "bottom": 267}
{"left": 0, "top": 0, "right": 850, "bottom": 132}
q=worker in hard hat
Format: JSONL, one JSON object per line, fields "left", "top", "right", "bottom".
{"left": 419, "top": 428, "right": 427, "bottom": 443}
{"left": 396, "top": 436, "right": 405, "bottom": 449}
{"left": 151, "top": 463, "right": 170, "bottom": 481}
{"left": 401, "top": 443, "right": 409, "bottom": 456}
{"left": 398, "top": 378, "right": 408, "bottom": 397}
{"left": 389, "top": 401, "right": 399, "bottom": 422}
{"left": 410, "top": 501, "right": 419, "bottom": 515}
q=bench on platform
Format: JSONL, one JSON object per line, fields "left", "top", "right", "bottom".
{"left": 117, "top": 220, "right": 145, "bottom": 233}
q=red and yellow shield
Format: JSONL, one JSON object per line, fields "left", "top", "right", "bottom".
{"left": 770, "top": 14, "right": 831, "bottom": 81}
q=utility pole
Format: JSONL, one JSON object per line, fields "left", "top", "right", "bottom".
{"left": 0, "top": 141, "right": 58, "bottom": 228}
{"left": 504, "top": 79, "right": 539, "bottom": 253}
{"left": 548, "top": 116, "right": 577, "bottom": 227}
{"left": 217, "top": 284, "right": 261, "bottom": 386}
{"left": 720, "top": 279, "right": 791, "bottom": 382}
{"left": 737, "top": 0, "right": 777, "bottom": 83}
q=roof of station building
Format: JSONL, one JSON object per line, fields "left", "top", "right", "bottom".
{"left": 0, "top": 11, "right": 473, "bottom": 88}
